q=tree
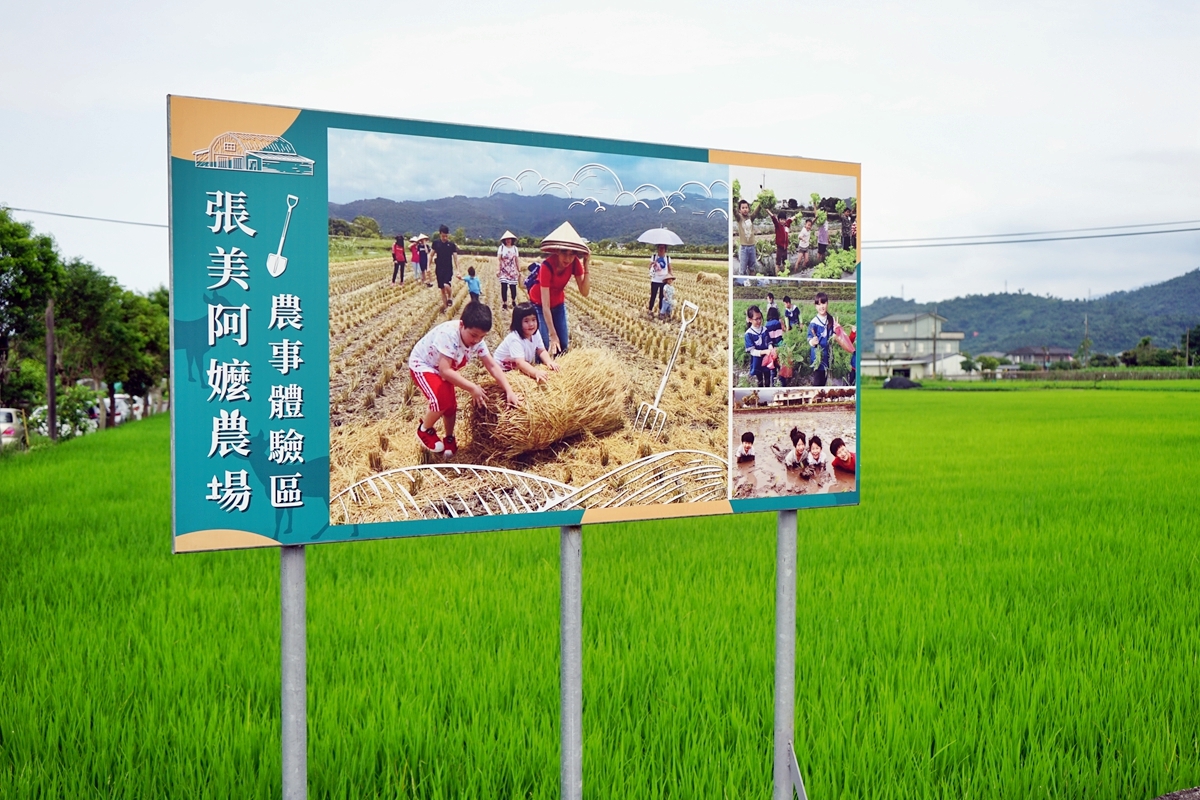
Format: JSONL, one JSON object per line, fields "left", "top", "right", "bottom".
{"left": 119, "top": 290, "right": 169, "bottom": 402}
{"left": 0, "top": 209, "right": 62, "bottom": 403}
{"left": 51, "top": 259, "right": 144, "bottom": 428}
{"left": 351, "top": 215, "right": 381, "bottom": 237}
{"left": 960, "top": 353, "right": 978, "bottom": 373}
{"left": 1075, "top": 335, "right": 1093, "bottom": 367}
{"left": 328, "top": 218, "right": 354, "bottom": 237}
{"left": 452, "top": 226, "right": 466, "bottom": 244}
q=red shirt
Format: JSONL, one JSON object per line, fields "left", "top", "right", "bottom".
{"left": 772, "top": 214, "right": 791, "bottom": 247}
{"left": 392, "top": 242, "right": 406, "bottom": 261}
{"left": 409, "top": 243, "right": 420, "bottom": 261}
{"left": 529, "top": 254, "right": 584, "bottom": 307}
{"left": 832, "top": 451, "right": 856, "bottom": 473}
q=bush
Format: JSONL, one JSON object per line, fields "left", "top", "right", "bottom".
{"left": 1018, "top": 363, "right": 1039, "bottom": 372}
{"left": 30, "top": 383, "right": 98, "bottom": 440}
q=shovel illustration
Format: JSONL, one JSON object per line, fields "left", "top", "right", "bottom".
{"left": 635, "top": 300, "right": 699, "bottom": 435}
{"left": 266, "top": 195, "right": 299, "bottom": 277}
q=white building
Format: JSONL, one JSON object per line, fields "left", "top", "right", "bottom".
{"left": 860, "top": 311, "right": 966, "bottom": 379}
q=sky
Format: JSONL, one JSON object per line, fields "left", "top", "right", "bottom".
{"left": 328, "top": 129, "right": 728, "bottom": 207}
{"left": 2, "top": 1, "right": 1198, "bottom": 304}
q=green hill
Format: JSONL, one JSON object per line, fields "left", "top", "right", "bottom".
{"left": 860, "top": 269, "right": 1200, "bottom": 355}
{"left": 329, "top": 193, "right": 729, "bottom": 246}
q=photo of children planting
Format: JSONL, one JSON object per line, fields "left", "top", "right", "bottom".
{"left": 730, "top": 166, "right": 858, "bottom": 280}
{"left": 325, "top": 129, "right": 732, "bottom": 525}
{"left": 733, "top": 279, "right": 857, "bottom": 389}
{"left": 730, "top": 387, "right": 856, "bottom": 499}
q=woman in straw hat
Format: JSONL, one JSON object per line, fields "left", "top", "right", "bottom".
{"left": 497, "top": 230, "right": 521, "bottom": 311}
{"left": 530, "top": 221, "right": 591, "bottom": 356}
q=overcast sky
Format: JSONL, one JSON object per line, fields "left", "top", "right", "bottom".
{"left": 2, "top": 1, "right": 1197, "bottom": 304}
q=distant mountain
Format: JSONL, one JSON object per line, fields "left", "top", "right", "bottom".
{"left": 859, "top": 269, "right": 1200, "bottom": 355}
{"left": 329, "top": 193, "right": 728, "bottom": 245}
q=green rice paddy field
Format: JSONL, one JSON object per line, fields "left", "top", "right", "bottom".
{"left": 2, "top": 387, "right": 1199, "bottom": 799}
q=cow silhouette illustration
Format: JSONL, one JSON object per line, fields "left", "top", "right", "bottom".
{"left": 175, "top": 290, "right": 234, "bottom": 383}
{"left": 246, "top": 430, "right": 329, "bottom": 540}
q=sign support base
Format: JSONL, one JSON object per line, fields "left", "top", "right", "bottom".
{"left": 281, "top": 545, "right": 307, "bottom": 800}
{"left": 561, "top": 525, "right": 583, "bottom": 800}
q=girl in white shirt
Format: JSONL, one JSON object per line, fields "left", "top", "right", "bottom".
{"left": 493, "top": 302, "right": 560, "bottom": 383}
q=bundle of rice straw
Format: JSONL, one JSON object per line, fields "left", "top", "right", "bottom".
{"left": 469, "top": 348, "right": 630, "bottom": 459}
{"left": 696, "top": 271, "right": 723, "bottom": 284}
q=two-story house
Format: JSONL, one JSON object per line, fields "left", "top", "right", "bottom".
{"left": 861, "top": 312, "right": 966, "bottom": 379}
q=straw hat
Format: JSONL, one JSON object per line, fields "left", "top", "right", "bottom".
{"left": 539, "top": 221, "right": 590, "bottom": 254}
{"left": 415, "top": 233, "right": 429, "bottom": 242}
{"left": 500, "top": 230, "right": 517, "bottom": 242}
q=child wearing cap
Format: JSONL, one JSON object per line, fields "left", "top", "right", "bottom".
{"left": 497, "top": 232, "right": 520, "bottom": 310}
{"left": 408, "top": 301, "right": 521, "bottom": 458}
{"left": 659, "top": 274, "right": 677, "bottom": 320}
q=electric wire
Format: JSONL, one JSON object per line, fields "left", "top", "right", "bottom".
{"left": 7, "top": 205, "right": 1200, "bottom": 250}
{"left": 868, "top": 219, "right": 1200, "bottom": 243}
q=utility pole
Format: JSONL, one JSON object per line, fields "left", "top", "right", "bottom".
{"left": 45, "top": 300, "right": 56, "bottom": 442}
{"left": 932, "top": 305, "right": 939, "bottom": 380}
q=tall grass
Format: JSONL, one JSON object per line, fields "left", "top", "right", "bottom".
{"left": 1, "top": 390, "right": 1199, "bottom": 798}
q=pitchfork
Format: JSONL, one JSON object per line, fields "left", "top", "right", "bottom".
{"left": 635, "top": 300, "right": 700, "bottom": 435}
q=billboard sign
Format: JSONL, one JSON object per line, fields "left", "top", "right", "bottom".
{"left": 169, "top": 96, "right": 860, "bottom": 552}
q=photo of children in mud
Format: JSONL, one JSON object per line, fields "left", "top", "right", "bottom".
{"left": 730, "top": 166, "right": 858, "bottom": 280}
{"left": 326, "top": 129, "right": 732, "bottom": 525}
{"left": 731, "top": 387, "right": 856, "bottom": 499}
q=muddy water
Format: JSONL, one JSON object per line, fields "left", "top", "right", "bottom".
{"left": 733, "top": 406, "right": 856, "bottom": 498}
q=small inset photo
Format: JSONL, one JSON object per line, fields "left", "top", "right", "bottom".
{"left": 733, "top": 278, "right": 857, "bottom": 389}
{"left": 729, "top": 166, "right": 857, "bottom": 280}
{"left": 731, "top": 387, "right": 856, "bottom": 499}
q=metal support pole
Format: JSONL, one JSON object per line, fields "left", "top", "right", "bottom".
{"left": 281, "top": 545, "right": 307, "bottom": 800}
{"left": 45, "top": 300, "right": 56, "bottom": 442}
{"left": 560, "top": 525, "right": 583, "bottom": 800}
{"left": 773, "top": 510, "right": 803, "bottom": 800}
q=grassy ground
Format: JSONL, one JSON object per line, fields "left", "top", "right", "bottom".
{"left": 2, "top": 390, "right": 1199, "bottom": 799}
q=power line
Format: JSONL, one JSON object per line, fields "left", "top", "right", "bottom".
{"left": 6, "top": 207, "right": 167, "bottom": 229}
{"left": 868, "top": 218, "right": 1200, "bottom": 243}
{"left": 8, "top": 204, "right": 1200, "bottom": 250}
{"left": 864, "top": 226, "right": 1200, "bottom": 250}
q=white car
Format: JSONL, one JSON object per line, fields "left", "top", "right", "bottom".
{"left": 0, "top": 408, "right": 25, "bottom": 448}
{"left": 113, "top": 394, "right": 143, "bottom": 421}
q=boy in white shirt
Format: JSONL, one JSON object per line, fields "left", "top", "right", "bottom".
{"left": 408, "top": 301, "right": 522, "bottom": 458}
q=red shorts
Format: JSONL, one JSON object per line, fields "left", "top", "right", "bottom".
{"left": 410, "top": 369, "right": 457, "bottom": 414}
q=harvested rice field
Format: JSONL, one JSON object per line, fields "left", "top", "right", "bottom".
{"left": 328, "top": 255, "right": 730, "bottom": 520}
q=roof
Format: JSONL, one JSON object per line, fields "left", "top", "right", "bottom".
{"left": 1007, "top": 346, "right": 1074, "bottom": 356}
{"left": 874, "top": 312, "right": 947, "bottom": 324}
{"left": 193, "top": 132, "right": 305, "bottom": 158}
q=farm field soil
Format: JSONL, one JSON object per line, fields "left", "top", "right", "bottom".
{"left": 328, "top": 255, "right": 730, "bottom": 521}
{"left": 2, "top": 390, "right": 1200, "bottom": 799}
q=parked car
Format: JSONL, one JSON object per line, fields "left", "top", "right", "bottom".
{"left": 0, "top": 408, "right": 25, "bottom": 448}
{"left": 114, "top": 393, "right": 144, "bottom": 421}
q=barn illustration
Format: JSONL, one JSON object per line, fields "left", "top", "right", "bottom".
{"left": 193, "top": 132, "right": 314, "bottom": 176}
